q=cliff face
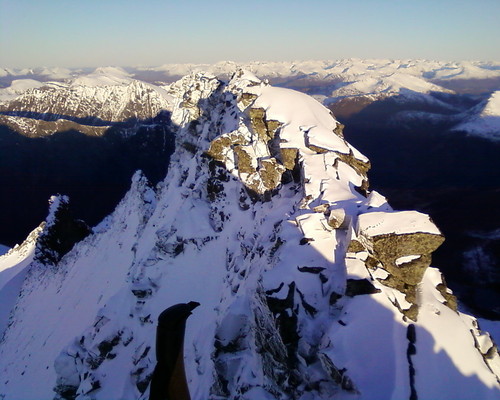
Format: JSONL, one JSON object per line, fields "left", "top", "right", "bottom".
{"left": 0, "top": 70, "right": 499, "bottom": 400}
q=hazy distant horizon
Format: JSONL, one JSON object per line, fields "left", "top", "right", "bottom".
{"left": 1, "top": 0, "right": 500, "bottom": 69}
{"left": 3, "top": 58, "right": 500, "bottom": 72}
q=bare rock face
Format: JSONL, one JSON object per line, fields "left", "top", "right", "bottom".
{"left": 357, "top": 211, "right": 445, "bottom": 320}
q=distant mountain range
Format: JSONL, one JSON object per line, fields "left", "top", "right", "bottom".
{"left": 3, "top": 60, "right": 500, "bottom": 139}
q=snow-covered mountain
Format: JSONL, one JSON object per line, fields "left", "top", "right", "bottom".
{"left": 0, "top": 68, "right": 173, "bottom": 137}
{"left": 134, "top": 59, "right": 500, "bottom": 144}
{"left": 0, "top": 79, "right": 45, "bottom": 101}
{"left": 0, "top": 66, "right": 79, "bottom": 82}
{"left": 130, "top": 59, "right": 500, "bottom": 83}
{"left": 452, "top": 91, "right": 500, "bottom": 140}
{"left": 3, "top": 59, "right": 500, "bottom": 140}
{"left": 0, "top": 70, "right": 498, "bottom": 400}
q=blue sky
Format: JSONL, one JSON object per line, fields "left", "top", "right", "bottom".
{"left": 1, "top": 0, "right": 499, "bottom": 68}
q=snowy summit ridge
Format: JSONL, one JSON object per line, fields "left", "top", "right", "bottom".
{"left": 0, "top": 70, "right": 499, "bottom": 400}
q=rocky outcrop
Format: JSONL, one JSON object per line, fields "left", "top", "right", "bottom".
{"left": 205, "top": 97, "right": 296, "bottom": 199}
{"left": 35, "top": 195, "right": 91, "bottom": 265}
{"left": 356, "top": 211, "right": 445, "bottom": 320}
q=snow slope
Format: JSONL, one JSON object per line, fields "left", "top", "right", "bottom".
{"left": 70, "top": 66, "right": 133, "bottom": 87}
{"left": 0, "top": 226, "right": 41, "bottom": 339}
{"left": 452, "top": 91, "right": 500, "bottom": 140}
{"left": 328, "top": 72, "right": 454, "bottom": 101}
{"left": 0, "top": 71, "right": 498, "bottom": 400}
{"left": 0, "top": 79, "right": 45, "bottom": 102}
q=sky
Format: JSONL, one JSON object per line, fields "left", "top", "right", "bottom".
{"left": 1, "top": 0, "right": 499, "bottom": 68}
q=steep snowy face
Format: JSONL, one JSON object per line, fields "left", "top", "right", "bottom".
{"left": 452, "top": 91, "right": 500, "bottom": 140}
{"left": 0, "top": 71, "right": 499, "bottom": 400}
{"left": 0, "top": 225, "right": 42, "bottom": 338}
{"left": 0, "top": 69, "right": 173, "bottom": 137}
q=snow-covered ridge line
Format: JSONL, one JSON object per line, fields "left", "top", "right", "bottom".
{"left": 3, "top": 59, "right": 500, "bottom": 140}
{"left": 0, "top": 68, "right": 174, "bottom": 137}
{"left": 0, "top": 70, "right": 499, "bottom": 400}
{"left": 115, "top": 59, "right": 500, "bottom": 81}
{"left": 3, "top": 59, "right": 500, "bottom": 87}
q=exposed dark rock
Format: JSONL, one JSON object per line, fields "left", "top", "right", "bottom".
{"left": 238, "top": 92, "right": 258, "bottom": 109}
{"left": 313, "top": 203, "right": 330, "bottom": 214}
{"left": 329, "top": 291, "right": 343, "bottom": 305}
{"left": 35, "top": 196, "right": 91, "bottom": 265}
{"left": 297, "top": 266, "right": 326, "bottom": 274}
{"left": 260, "top": 158, "right": 286, "bottom": 190}
{"left": 205, "top": 105, "right": 290, "bottom": 199}
{"left": 53, "top": 384, "right": 78, "bottom": 400}
{"left": 265, "top": 282, "right": 285, "bottom": 296}
{"left": 279, "top": 147, "right": 299, "bottom": 172}
{"left": 249, "top": 108, "right": 273, "bottom": 142}
{"left": 269, "top": 236, "right": 285, "bottom": 259}
{"left": 335, "top": 150, "right": 371, "bottom": 178}
{"left": 435, "top": 273, "right": 458, "bottom": 311}
{"left": 181, "top": 141, "right": 197, "bottom": 153}
{"left": 132, "top": 289, "right": 153, "bottom": 299}
{"left": 296, "top": 287, "right": 317, "bottom": 316}
{"left": 136, "top": 373, "right": 153, "bottom": 395}
{"left": 318, "top": 352, "right": 357, "bottom": 392}
{"left": 365, "top": 256, "right": 380, "bottom": 270}
{"left": 370, "top": 233, "right": 444, "bottom": 272}
{"left": 98, "top": 334, "right": 122, "bottom": 359}
{"left": 403, "top": 304, "right": 420, "bottom": 322}
{"left": 266, "top": 282, "right": 300, "bottom": 366}
{"left": 300, "top": 237, "right": 314, "bottom": 245}
{"left": 345, "top": 279, "right": 381, "bottom": 297}
{"left": 347, "top": 239, "right": 365, "bottom": 253}
{"left": 333, "top": 122, "right": 345, "bottom": 138}
{"left": 205, "top": 132, "right": 247, "bottom": 163}
{"left": 358, "top": 212, "right": 445, "bottom": 320}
